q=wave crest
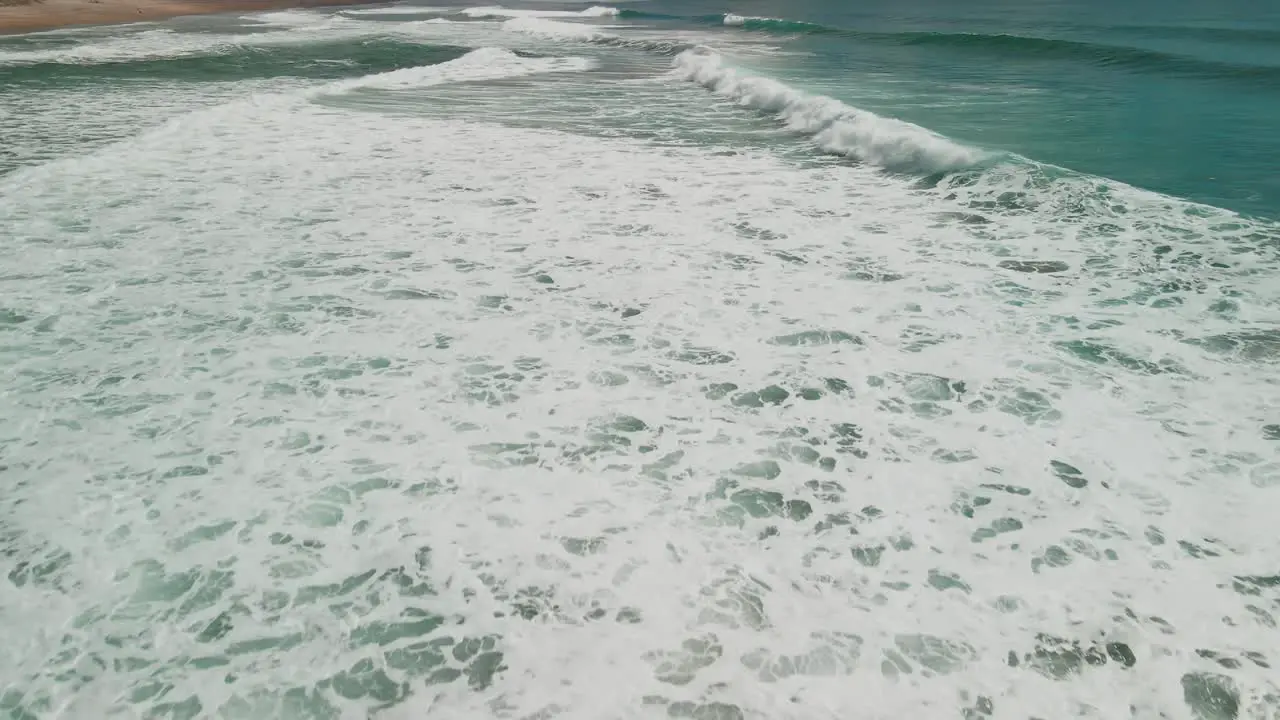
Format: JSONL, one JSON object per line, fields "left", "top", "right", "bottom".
{"left": 501, "top": 17, "right": 607, "bottom": 40}
{"left": 460, "top": 6, "right": 620, "bottom": 19}
{"left": 672, "top": 48, "right": 983, "bottom": 173}
{"left": 322, "top": 46, "right": 595, "bottom": 93}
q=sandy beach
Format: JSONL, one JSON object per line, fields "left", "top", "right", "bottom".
{"left": 0, "top": 0, "right": 376, "bottom": 34}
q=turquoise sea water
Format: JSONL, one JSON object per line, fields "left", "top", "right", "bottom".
{"left": 635, "top": 0, "right": 1280, "bottom": 217}
{"left": 2, "top": 2, "right": 1279, "bottom": 718}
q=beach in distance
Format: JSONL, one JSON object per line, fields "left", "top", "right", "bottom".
{"left": 0, "top": 0, "right": 370, "bottom": 33}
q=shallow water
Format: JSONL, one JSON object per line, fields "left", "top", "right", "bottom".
{"left": 1, "top": 3, "right": 1279, "bottom": 719}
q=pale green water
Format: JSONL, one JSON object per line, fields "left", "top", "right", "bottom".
{"left": 1, "top": 3, "right": 1279, "bottom": 719}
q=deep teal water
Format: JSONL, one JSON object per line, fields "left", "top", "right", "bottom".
{"left": 623, "top": 0, "right": 1280, "bottom": 217}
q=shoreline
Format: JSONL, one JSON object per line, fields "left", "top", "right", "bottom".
{"left": 0, "top": 0, "right": 383, "bottom": 35}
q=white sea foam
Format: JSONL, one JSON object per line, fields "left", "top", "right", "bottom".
{"left": 252, "top": 9, "right": 339, "bottom": 27}
{"left": 673, "top": 47, "right": 984, "bottom": 172}
{"left": 460, "top": 4, "right": 620, "bottom": 18}
{"left": 722, "top": 13, "right": 793, "bottom": 26}
{"left": 500, "top": 16, "right": 609, "bottom": 40}
{"left": 3, "top": 10, "right": 1280, "bottom": 720}
{"left": 7, "top": 83, "right": 1280, "bottom": 716}
{"left": 322, "top": 46, "right": 595, "bottom": 93}
{"left": 340, "top": 5, "right": 456, "bottom": 16}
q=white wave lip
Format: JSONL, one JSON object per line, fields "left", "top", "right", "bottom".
{"left": 500, "top": 17, "right": 609, "bottom": 40}
{"left": 341, "top": 5, "right": 455, "bottom": 16}
{"left": 322, "top": 46, "right": 595, "bottom": 93}
{"left": 673, "top": 48, "right": 984, "bottom": 172}
{"left": 252, "top": 9, "right": 338, "bottom": 27}
{"left": 723, "top": 13, "right": 789, "bottom": 25}
{"left": 460, "top": 5, "right": 619, "bottom": 18}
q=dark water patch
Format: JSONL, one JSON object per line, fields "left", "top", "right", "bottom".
{"left": 0, "top": 39, "right": 471, "bottom": 86}
{"left": 1182, "top": 672, "right": 1240, "bottom": 720}
{"left": 927, "top": 569, "right": 970, "bottom": 593}
{"left": 1050, "top": 460, "right": 1088, "bottom": 489}
{"left": 890, "top": 32, "right": 1280, "bottom": 87}
{"left": 615, "top": 9, "right": 684, "bottom": 21}
{"left": 1009, "top": 634, "right": 1138, "bottom": 679}
{"left": 730, "top": 385, "right": 790, "bottom": 408}
{"left": 893, "top": 633, "right": 975, "bottom": 673}
{"left": 768, "top": 330, "right": 861, "bottom": 347}
{"left": 1230, "top": 574, "right": 1280, "bottom": 597}
{"left": 1185, "top": 329, "right": 1280, "bottom": 362}
{"left": 1104, "top": 23, "right": 1280, "bottom": 46}
{"left": 981, "top": 483, "right": 1032, "bottom": 496}
{"left": 384, "top": 288, "right": 455, "bottom": 301}
{"left": 970, "top": 517, "right": 1023, "bottom": 543}
{"left": 0, "top": 308, "right": 31, "bottom": 326}
{"left": 997, "top": 260, "right": 1069, "bottom": 274}
{"left": 933, "top": 211, "right": 991, "bottom": 225}
{"left": 1055, "top": 339, "right": 1184, "bottom": 375}
{"left": 667, "top": 701, "right": 744, "bottom": 720}
{"left": 728, "top": 488, "right": 812, "bottom": 522}
{"left": 1196, "top": 648, "right": 1271, "bottom": 671}
{"left": 670, "top": 345, "right": 735, "bottom": 365}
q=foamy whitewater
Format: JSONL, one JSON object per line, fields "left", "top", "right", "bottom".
{"left": 1, "top": 2, "right": 1278, "bottom": 719}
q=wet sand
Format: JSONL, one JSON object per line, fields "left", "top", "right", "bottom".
{"left": 0, "top": 0, "right": 379, "bottom": 34}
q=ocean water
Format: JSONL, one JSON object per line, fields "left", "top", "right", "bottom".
{"left": 1, "top": 1, "right": 1279, "bottom": 718}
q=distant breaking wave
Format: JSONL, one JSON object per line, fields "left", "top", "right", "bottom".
{"left": 321, "top": 46, "right": 595, "bottom": 93}
{"left": 499, "top": 17, "right": 692, "bottom": 55}
{"left": 340, "top": 6, "right": 457, "bottom": 16}
{"left": 459, "top": 6, "right": 620, "bottom": 19}
{"left": 722, "top": 13, "right": 824, "bottom": 32}
{"left": 672, "top": 48, "right": 985, "bottom": 173}
{"left": 484, "top": 13, "right": 985, "bottom": 172}
{"left": 500, "top": 17, "right": 605, "bottom": 40}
